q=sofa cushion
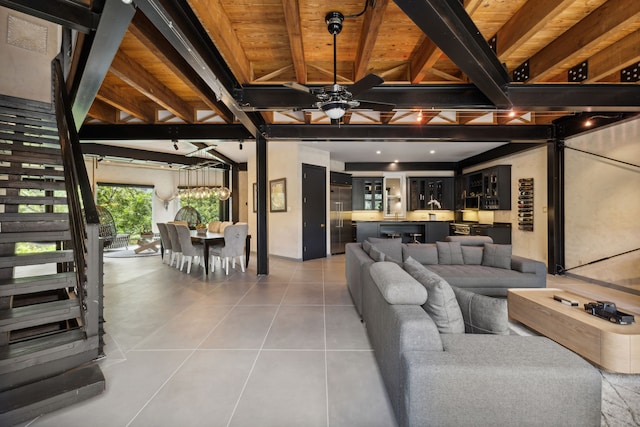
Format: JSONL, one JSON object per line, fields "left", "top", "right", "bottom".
{"left": 445, "top": 235, "right": 493, "bottom": 246}
{"left": 362, "top": 239, "right": 372, "bottom": 255}
{"left": 368, "top": 237, "right": 403, "bottom": 264}
{"left": 404, "top": 257, "right": 465, "bottom": 334}
{"left": 436, "top": 241, "right": 464, "bottom": 265}
{"left": 370, "top": 262, "right": 428, "bottom": 305}
{"left": 451, "top": 286, "right": 509, "bottom": 335}
{"left": 482, "top": 243, "right": 512, "bottom": 270}
{"left": 461, "top": 246, "right": 483, "bottom": 265}
{"left": 402, "top": 243, "right": 438, "bottom": 265}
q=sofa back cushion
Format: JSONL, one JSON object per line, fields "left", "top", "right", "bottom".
{"left": 402, "top": 243, "right": 438, "bottom": 265}
{"left": 461, "top": 246, "right": 484, "bottom": 265}
{"left": 445, "top": 235, "right": 493, "bottom": 246}
{"left": 436, "top": 241, "right": 464, "bottom": 265}
{"left": 404, "top": 257, "right": 465, "bottom": 334}
{"left": 451, "top": 286, "right": 509, "bottom": 335}
{"left": 367, "top": 237, "right": 403, "bottom": 264}
{"left": 482, "top": 243, "right": 512, "bottom": 270}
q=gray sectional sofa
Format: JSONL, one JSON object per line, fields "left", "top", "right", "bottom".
{"left": 361, "top": 260, "right": 601, "bottom": 427}
{"left": 346, "top": 235, "right": 546, "bottom": 317}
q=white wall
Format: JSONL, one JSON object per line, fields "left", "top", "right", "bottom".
{"left": 463, "top": 145, "right": 549, "bottom": 264}
{"left": 0, "top": 7, "right": 59, "bottom": 102}
{"left": 247, "top": 142, "right": 331, "bottom": 260}
{"left": 564, "top": 117, "right": 640, "bottom": 268}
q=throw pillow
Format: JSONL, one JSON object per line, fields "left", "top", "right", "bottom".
{"left": 436, "top": 241, "right": 464, "bottom": 265}
{"left": 402, "top": 244, "right": 438, "bottom": 265}
{"left": 482, "top": 243, "right": 512, "bottom": 270}
{"left": 369, "top": 246, "right": 385, "bottom": 262}
{"left": 403, "top": 257, "right": 465, "bottom": 334}
{"left": 367, "top": 237, "right": 403, "bottom": 263}
{"left": 461, "top": 246, "right": 483, "bottom": 265}
{"left": 451, "top": 286, "right": 509, "bottom": 335}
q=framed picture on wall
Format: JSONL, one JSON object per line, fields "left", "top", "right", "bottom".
{"left": 252, "top": 183, "right": 257, "bottom": 213}
{"left": 270, "top": 178, "right": 287, "bottom": 212}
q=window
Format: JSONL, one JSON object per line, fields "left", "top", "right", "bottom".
{"left": 97, "top": 184, "right": 153, "bottom": 235}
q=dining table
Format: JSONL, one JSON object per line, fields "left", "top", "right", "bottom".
{"left": 189, "top": 230, "right": 251, "bottom": 274}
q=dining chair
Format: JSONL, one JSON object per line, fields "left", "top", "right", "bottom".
{"left": 208, "top": 221, "right": 221, "bottom": 233}
{"left": 175, "top": 224, "right": 204, "bottom": 274}
{"left": 165, "top": 223, "right": 182, "bottom": 268}
{"left": 218, "top": 221, "right": 233, "bottom": 233}
{"left": 209, "top": 224, "right": 248, "bottom": 275}
{"left": 156, "top": 222, "right": 172, "bottom": 263}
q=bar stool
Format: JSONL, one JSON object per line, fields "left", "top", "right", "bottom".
{"left": 408, "top": 233, "right": 422, "bottom": 244}
{"left": 385, "top": 232, "right": 400, "bottom": 239}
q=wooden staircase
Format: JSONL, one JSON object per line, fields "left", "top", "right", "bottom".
{"left": 0, "top": 90, "right": 105, "bottom": 424}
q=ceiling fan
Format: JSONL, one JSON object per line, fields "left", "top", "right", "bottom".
{"left": 285, "top": 11, "right": 395, "bottom": 124}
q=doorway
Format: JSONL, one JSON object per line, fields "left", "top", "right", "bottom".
{"left": 302, "top": 164, "right": 326, "bottom": 261}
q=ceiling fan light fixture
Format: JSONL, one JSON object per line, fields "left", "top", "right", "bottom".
{"left": 320, "top": 101, "right": 349, "bottom": 119}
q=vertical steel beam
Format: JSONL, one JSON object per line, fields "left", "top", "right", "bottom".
{"left": 256, "top": 134, "right": 269, "bottom": 275}
{"left": 547, "top": 138, "right": 565, "bottom": 274}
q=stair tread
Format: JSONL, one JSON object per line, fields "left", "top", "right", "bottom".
{"left": 0, "top": 212, "right": 69, "bottom": 221}
{"left": 0, "top": 195, "right": 68, "bottom": 205}
{"left": 0, "top": 230, "right": 71, "bottom": 243}
{"left": 0, "top": 329, "right": 86, "bottom": 364}
{"left": 0, "top": 299, "right": 81, "bottom": 333}
{"left": 0, "top": 250, "right": 74, "bottom": 268}
{"left": 0, "top": 272, "right": 76, "bottom": 297}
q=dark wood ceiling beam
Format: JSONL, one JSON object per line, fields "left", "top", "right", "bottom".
{"left": 237, "top": 83, "right": 640, "bottom": 111}
{"left": 87, "top": 99, "right": 118, "bottom": 124}
{"left": 260, "top": 124, "right": 553, "bottom": 142}
{"left": 394, "top": 0, "right": 511, "bottom": 108}
{"left": 79, "top": 124, "right": 253, "bottom": 141}
{"left": 129, "top": 12, "right": 234, "bottom": 123}
{"left": 282, "top": 0, "right": 307, "bottom": 84}
{"left": 110, "top": 51, "right": 195, "bottom": 123}
{"left": 496, "top": 0, "right": 576, "bottom": 59}
{"left": 71, "top": 0, "right": 135, "bottom": 126}
{"left": 586, "top": 29, "right": 640, "bottom": 82}
{"left": 96, "top": 79, "right": 157, "bottom": 123}
{"left": 354, "top": 0, "right": 390, "bottom": 81}
{"left": 185, "top": 0, "right": 252, "bottom": 83}
{"left": 527, "top": 0, "right": 640, "bottom": 82}
{"left": 0, "top": 0, "right": 99, "bottom": 33}
{"left": 410, "top": 0, "right": 481, "bottom": 84}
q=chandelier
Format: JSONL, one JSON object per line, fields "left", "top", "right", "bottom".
{"left": 177, "top": 166, "right": 231, "bottom": 201}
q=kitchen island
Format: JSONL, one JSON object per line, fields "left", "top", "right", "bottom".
{"left": 353, "top": 220, "right": 450, "bottom": 243}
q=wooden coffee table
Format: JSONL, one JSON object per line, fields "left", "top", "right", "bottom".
{"left": 508, "top": 288, "right": 640, "bottom": 373}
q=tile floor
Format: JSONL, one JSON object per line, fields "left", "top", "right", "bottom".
{"left": 21, "top": 253, "right": 397, "bottom": 427}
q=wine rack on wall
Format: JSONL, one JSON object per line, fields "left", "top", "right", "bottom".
{"left": 518, "top": 178, "right": 533, "bottom": 231}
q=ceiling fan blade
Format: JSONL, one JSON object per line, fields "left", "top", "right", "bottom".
{"left": 349, "top": 73, "right": 384, "bottom": 97}
{"left": 283, "top": 81, "right": 312, "bottom": 93}
{"left": 356, "top": 100, "right": 396, "bottom": 112}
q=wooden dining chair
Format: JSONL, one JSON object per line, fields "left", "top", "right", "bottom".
{"left": 207, "top": 221, "right": 221, "bottom": 233}
{"left": 209, "top": 224, "right": 248, "bottom": 275}
{"left": 156, "top": 222, "right": 172, "bottom": 263}
{"left": 175, "top": 224, "right": 203, "bottom": 274}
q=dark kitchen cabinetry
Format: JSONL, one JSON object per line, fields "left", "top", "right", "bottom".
{"left": 408, "top": 177, "right": 454, "bottom": 211}
{"left": 352, "top": 177, "right": 383, "bottom": 211}
{"left": 465, "top": 165, "right": 511, "bottom": 210}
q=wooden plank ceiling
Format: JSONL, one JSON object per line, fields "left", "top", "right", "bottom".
{"left": 85, "top": 0, "right": 640, "bottom": 127}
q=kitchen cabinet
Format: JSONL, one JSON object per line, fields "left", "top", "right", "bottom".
{"left": 408, "top": 177, "right": 454, "bottom": 211}
{"left": 352, "top": 177, "right": 383, "bottom": 211}
{"left": 464, "top": 165, "right": 511, "bottom": 210}
{"left": 354, "top": 221, "right": 451, "bottom": 243}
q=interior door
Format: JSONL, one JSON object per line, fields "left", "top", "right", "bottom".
{"left": 302, "top": 164, "right": 327, "bottom": 261}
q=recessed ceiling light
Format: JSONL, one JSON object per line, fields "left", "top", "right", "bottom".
{"left": 394, "top": 159, "right": 399, "bottom": 163}
{"left": 430, "top": 150, "right": 436, "bottom": 154}
{"left": 376, "top": 150, "right": 381, "bottom": 154}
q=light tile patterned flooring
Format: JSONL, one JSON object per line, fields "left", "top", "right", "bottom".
{"left": 21, "top": 253, "right": 397, "bottom": 427}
